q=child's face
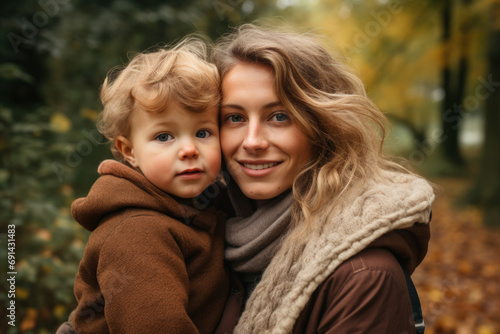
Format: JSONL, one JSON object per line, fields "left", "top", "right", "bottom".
{"left": 118, "top": 102, "right": 221, "bottom": 198}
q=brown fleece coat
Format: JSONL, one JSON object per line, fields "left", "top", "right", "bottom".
{"left": 71, "top": 160, "right": 228, "bottom": 334}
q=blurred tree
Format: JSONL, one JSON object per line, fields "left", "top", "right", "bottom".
{"left": 441, "top": 0, "right": 462, "bottom": 166}
{"left": 306, "top": 0, "right": 490, "bottom": 172}
{"left": 440, "top": 0, "right": 476, "bottom": 167}
{"left": 466, "top": 1, "right": 500, "bottom": 227}
{"left": 308, "top": 0, "right": 441, "bottom": 156}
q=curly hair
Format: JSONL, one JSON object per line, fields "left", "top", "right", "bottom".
{"left": 98, "top": 36, "right": 220, "bottom": 160}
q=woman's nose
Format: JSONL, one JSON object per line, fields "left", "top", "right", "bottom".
{"left": 242, "top": 122, "right": 269, "bottom": 153}
{"left": 178, "top": 140, "right": 199, "bottom": 160}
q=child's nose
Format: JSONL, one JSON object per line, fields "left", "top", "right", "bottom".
{"left": 178, "top": 141, "right": 199, "bottom": 160}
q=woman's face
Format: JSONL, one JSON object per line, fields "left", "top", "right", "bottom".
{"left": 220, "top": 62, "right": 312, "bottom": 200}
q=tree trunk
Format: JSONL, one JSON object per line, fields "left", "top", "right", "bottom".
{"left": 466, "top": 3, "right": 500, "bottom": 227}
{"left": 441, "top": 0, "right": 464, "bottom": 166}
{"left": 441, "top": 0, "right": 469, "bottom": 166}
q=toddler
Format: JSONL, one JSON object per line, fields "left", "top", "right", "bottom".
{"left": 70, "top": 38, "right": 228, "bottom": 333}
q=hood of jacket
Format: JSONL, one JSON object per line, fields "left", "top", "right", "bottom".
{"left": 234, "top": 169, "right": 435, "bottom": 334}
{"left": 72, "top": 160, "right": 215, "bottom": 232}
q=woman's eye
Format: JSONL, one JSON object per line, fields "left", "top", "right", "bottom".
{"left": 227, "top": 114, "right": 244, "bottom": 123}
{"left": 196, "top": 130, "right": 211, "bottom": 138}
{"left": 271, "top": 113, "right": 290, "bottom": 122}
{"left": 156, "top": 133, "right": 173, "bottom": 142}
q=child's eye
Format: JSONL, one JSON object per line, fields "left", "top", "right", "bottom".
{"left": 270, "top": 113, "right": 289, "bottom": 122}
{"left": 196, "top": 130, "right": 211, "bottom": 139}
{"left": 155, "top": 133, "right": 173, "bottom": 142}
{"left": 227, "top": 114, "right": 244, "bottom": 123}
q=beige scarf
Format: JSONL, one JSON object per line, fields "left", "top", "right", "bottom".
{"left": 233, "top": 170, "right": 435, "bottom": 333}
{"left": 225, "top": 183, "right": 293, "bottom": 274}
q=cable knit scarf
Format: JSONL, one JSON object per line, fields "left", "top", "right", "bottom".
{"left": 225, "top": 183, "right": 293, "bottom": 274}
{"left": 230, "top": 170, "right": 435, "bottom": 333}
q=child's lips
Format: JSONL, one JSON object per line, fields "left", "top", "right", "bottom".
{"left": 176, "top": 168, "right": 204, "bottom": 179}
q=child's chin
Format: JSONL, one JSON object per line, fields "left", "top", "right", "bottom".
{"left": 174, "top": 188, "right": 205, "bottom": 199}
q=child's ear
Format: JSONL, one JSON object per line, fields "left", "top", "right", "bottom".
{"left": 116, "top": 136, "right": 138, "bottom": 167}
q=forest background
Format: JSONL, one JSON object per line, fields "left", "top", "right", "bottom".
{"left": 1, "top": 0, "right": 499, "bottom": 333}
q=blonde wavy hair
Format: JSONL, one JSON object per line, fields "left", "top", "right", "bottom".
{"left": 98, "top": 37, "right": 220, "bottom": 160}
{"left": 212, "top": 24, "right": 409, "bottom": 234}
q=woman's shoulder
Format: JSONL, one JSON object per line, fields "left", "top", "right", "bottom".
{"left": 324, "top": 247, "right": 408, "bottom": 295}
{"left": 294, "top": 248, "right": 413, "bottom": 333}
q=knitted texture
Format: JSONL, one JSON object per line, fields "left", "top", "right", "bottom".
{"left": 234, "top": 170, "right": 435, "bottom": 333}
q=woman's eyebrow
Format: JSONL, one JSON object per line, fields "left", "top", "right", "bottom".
{"left": 221, "top": 103, "right": 244, "bottom": 110}
{"left": 221, "top": 101, "right": 283, "bottom": 110}
{"left": 263, "top": 101, "right": 284, "bottom": 109}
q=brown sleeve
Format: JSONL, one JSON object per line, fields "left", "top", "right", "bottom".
{"left": 295, "top": 248, "right": 416, "bottom": 334}
{"left": 73, "top": 215, "right": 199, "bottom": 334}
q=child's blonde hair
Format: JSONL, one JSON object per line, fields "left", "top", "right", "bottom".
{"left": 98, "top": 37, "right": 220, "bottom": 160}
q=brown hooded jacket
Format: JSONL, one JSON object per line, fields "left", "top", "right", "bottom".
{"left": 71, "top": 160, "right": 228, "bottom": 334}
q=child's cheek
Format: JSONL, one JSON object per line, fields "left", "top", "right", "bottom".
{"left": 206, "top": 145, "right": 222, "bottom": 177}
{"left": 148, "top": 154, "right": 175, "bottom": 180}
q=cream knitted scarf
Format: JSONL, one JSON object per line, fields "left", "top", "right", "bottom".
{"left": 233, "top": 170, "right": 435, "bottom": 333}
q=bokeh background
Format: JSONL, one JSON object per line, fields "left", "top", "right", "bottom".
{"left": 1, "top": 0, "right": 499, "bottom": 333}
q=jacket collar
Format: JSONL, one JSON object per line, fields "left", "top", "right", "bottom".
{"left": 72, "top": 160, "right": 217, "bottom": 231}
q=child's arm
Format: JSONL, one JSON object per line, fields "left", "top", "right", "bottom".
{"left": 73, "top": 215, "right": 199, "bottom": 333}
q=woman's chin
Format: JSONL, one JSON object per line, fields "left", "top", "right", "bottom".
{"left": 240, "top": 186, "right": 289, "bottom": 202}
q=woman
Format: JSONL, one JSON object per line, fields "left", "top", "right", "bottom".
{"left": 212, "top": 24, "right": 434, "bottom": 333}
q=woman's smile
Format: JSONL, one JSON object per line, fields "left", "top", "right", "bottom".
{"left": 237, "top": 160, "right": 283, "bottom": 177}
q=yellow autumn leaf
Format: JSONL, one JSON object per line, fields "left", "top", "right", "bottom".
{"left": 54, "top": 304, "right": 67, "bottom": 319}
{"left": 36, "top": 229, "right": 52, "bottom": 241}
{"left": 80, "top": 108, "right": 99, "bottom": 122}
{"left": 51, "top": 112, "right": 72, "bottom": 133}
{"left": 41, "top": 263, "right": 54, "bottom": 273}
{"left": 16, "top": 287, "right": 29, "bottom": 299}
{"left": 41, "top": 249, "right": 53, "bottom": 258}
{"left": 16, "top": 259, "right": 28, "bottom": 271}
{"left": 477, "top": 324, "right": 496, "bottom": 334}
{"left": 20, "top": 308, "right": 37, "bottom": 331}
{"left": 60, "top": 185, "right": 74, "bottom": 197}
{"left": 72, "top": 238, "right": 84, "bottom": 250}
{"left": 428, "top": 288, "right": 443, "bottom": 302}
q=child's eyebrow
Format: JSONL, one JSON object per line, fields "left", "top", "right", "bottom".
{"left": 148, "top": 121, "right": 175, "bottom": 128}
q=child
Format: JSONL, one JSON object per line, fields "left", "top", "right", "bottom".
{"left": 69, "top": 38, "right": 228, "bottom": 333}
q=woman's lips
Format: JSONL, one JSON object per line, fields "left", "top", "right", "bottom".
{"left": 237, "top": 160, "right": 282, "bottom": 177}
